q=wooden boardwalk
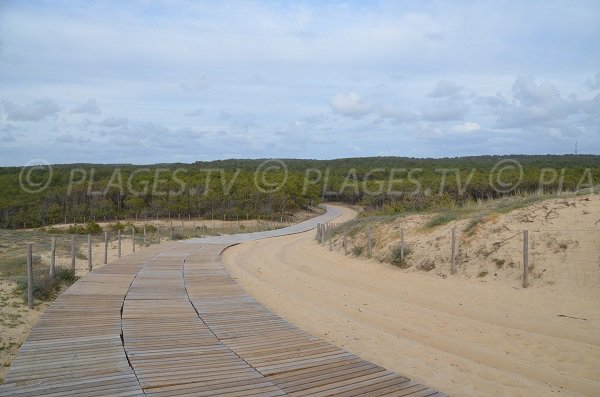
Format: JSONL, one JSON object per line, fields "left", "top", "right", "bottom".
{"left": 1, "top": 212, "right": 446, "bottom": 396}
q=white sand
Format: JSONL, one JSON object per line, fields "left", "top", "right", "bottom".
{"left": 223, "top": 203, "right": 600, "bottom": 397}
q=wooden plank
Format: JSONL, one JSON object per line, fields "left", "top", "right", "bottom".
{"left": 3, "top": 220, "right": 446, "bottom": 397}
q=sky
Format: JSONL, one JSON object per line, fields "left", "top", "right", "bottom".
{"left": 0, "top": 0, "right": 599, "bottom": 166}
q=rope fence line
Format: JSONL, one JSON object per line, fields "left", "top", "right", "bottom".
{"left": 316, "top": 221, "right": 599, "bottom": 290}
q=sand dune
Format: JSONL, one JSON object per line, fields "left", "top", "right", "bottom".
{"left": 223, "top": 204, "right": 600, "bottom": 397}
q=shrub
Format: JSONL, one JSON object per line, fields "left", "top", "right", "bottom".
{"left": 464, "top": 217, "right": 483, "bottom": 236}
{"left": 66, "top": 221, "right": 102, "bottom": 235}
{"left": 425, "top": 213, "right": 457, "bottom": 228}
{"left": 416, "top": 258, "right": 435, "bottom": 272}
{"left": 109, "top": 222, "right": 126, "bottom": 232}
{"left": 15, "top": 268, "right": 78, "bottom": 302}
{"left": 492, "top": 258, "right": 505, "bottom": 268}
{"left": 351, "top": 246, "right": 363, "bottom": 256}
{"left": 171, "top": 232, "right": 187, "bottom": 241}
{"left": 477, "top": 270, "right": 488, "bottom": 277}
{"left": 390, "top": 244, "right": 412, "bottom": 268}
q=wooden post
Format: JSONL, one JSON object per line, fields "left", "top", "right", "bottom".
{"left": 132, "top": 228, "right": 136, "bottom": 253}
{"left": 104, "top": 232, "right": 108, "bottom": 264}
{"left": 170, "top": 221, "right": 173, "bottom": 239}
{"left": 329, "top": 228, "right": 332, "bottom": 251}
{"left": 316, "top": 223, "right": 321, "bottom": 241}
{"left": 181, "top": 220, "right": 184, "bottom": 235}
{"left": 71, "top": 235, "right": 76, "bottom": 271}
{"left": 367, "top": 225, "right": 372, "bottom": 258}
{"left": 157, "top": 224, "right": 161, "bottom": 243}
{"left": 451, "top": 227, "right": 456, "bottom": 275}
{"left": 118, "top": 230, "right": 122, "bottom": 258}
{"left": 49, "top": 237, "right": 56, "bottom": 278}
{"left": 87, "top": 234, "right": 92, "bottom": 272}
{"left": 143, "top": 224, "right": 147, "bottom": 246}
{"left": 400, "top": 228, "right": 405, "bottom": 262}
{"left": 27, "top": 243, "right": 33, "bottom": 309}
{"left": 523, "top": 230, "right": 529, "bottom": 288}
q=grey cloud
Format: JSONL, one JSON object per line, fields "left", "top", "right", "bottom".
{"left": 100, "top": 116, "right": 129, "bottom": 128}
{"left": 428, "top": 80, "right": 463, "bottom": 99}
{"left": 180, "top": 76, "right": 209, "bottom": 92}
{"left": 421, "top": 100, "right": 467, "bottom": 121}
{"left": 2, "top": 132, "right": 16, "bottom": 142}
{"left": 586, "top": 72, "right": 600, "bottom": 90}
{"left": 70, "top": 99, "right": 101, "bottom": 115}
{"left": 426, "top": 32, "right": 445, "bottom": 42}
{"left": 185, "top": 108, "right": 204, "bottom": 117}
{"left": 55, "top": 133, "right": 74, "bottom": 143}
{"left": 2, "top": 99, "right": 60, "bottom": 121}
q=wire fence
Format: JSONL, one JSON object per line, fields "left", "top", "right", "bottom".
{"left": 315, "top": 221, "right": 600, "bottom": 291}
{"left": 2, "top": 216, "right": 297, "bottom": 309}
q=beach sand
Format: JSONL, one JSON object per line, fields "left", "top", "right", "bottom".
{"left": 223, "top": 202, "right": 600, "bottom": 396}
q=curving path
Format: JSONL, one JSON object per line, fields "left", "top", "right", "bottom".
{"left": 1, "top": 206, "right": 445, "bottom": 396}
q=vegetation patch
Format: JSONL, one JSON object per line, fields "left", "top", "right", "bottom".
{"left": 390, "top": 244, "right": 412, "bottom": 268}
{"left": 425, "top": 213, "right": 457, "bottom": 228}
{"left": 15, "top": 267, "right": 78, "bottom": 303}
{"left": 351, "top": 245, "right": 363, "bottom": 256}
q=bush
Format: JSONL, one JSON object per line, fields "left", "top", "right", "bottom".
{"left": 171, "top": 232, "right": 187, "bottom": 240}
{"left": 425, "top": 213, "right": 457, "bottom": 228}
{"left": 15, "top": 267, "right": 78, "bottom": 302}
{"left": 351, "top": 246, "right": 363, "bottom": 256}
{"left": 464, "top": 217, "right": 483, "bottom": 236}
{"left": 66, "top": 221, "right": 102, "bottom": 235}
{"left": 390, "top": 244, "right": 412, "bottom": 268}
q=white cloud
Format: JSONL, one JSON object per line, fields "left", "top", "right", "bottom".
{"left": 488, "top": 76, "right": 588, "bottom": 129}
{"left": 2, "top": 99, "right": 60, "bottom": 121}
{"left": 451, "top": 121, "right": 480, "bottom": 134}
{"left": 330, "top": 92, "right": 372, "bottom": 119}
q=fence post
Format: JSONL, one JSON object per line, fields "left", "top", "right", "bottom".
{"left": 71, "top": 235, "right": 76, "bottom": 271}
{"left": 143, "top": 224, "right": 147, "bottom": 246}
{"left": 104, "top": 232, "right": 108, "bottom": 264}
{"left": 367, "top": 225, "right": 372, "bottom": 258}
{"left": 451, "top": 227, "right": 456, "bottom": 275}
{"left": 132, "top": 228, "right": 135, "bottom": 253}
{"left": 329, "top": 228, "right": 333, "bottom": 251}
{"left": 316, "top": 223, "right": 320, "bottom": 241}
{"left": 118, "top": 230, "right": 122, "bottom": 258}
{"left": 181, "top": 220, "right": 184, "bottom": 235}
{"left": 87, "top": 234, "right": 92, "bottom": 272}
{"left": 170, "top": 221, "right": 173, "bottom": 239}
{"left": 49, "top": 237, "right": 56, "bottom": 278}
{"left": 27, "top": 243, "right": 33, "bottom": 309}
{"left": 523, "top": 230, "right": 529, "bottom": 288}
{"left": 193, "top": 220, "right": 196, "bottom": 237}
{"left": 157, "top": 224, "right": 161, "bottom": 243}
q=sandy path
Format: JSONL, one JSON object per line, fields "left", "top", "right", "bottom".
{"left": 223, "top": 205, "right": 600, "bottom": 397}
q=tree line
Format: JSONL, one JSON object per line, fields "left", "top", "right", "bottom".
{"left": 1, "top": 155, "right": 598, "bottom": 228}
